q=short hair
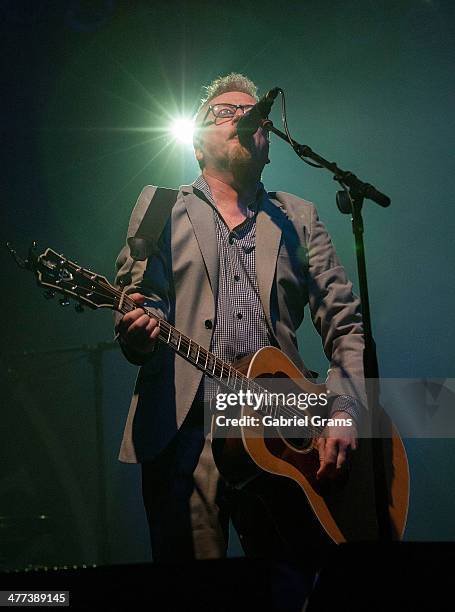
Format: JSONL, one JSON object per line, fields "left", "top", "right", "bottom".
{"left": 197, "top": 72, "right": 258, "bottom": 113}
{"left": 193, "top": 73, "right": 259, "bottom": 169}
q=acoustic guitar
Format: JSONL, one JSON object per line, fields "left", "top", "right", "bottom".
{"left": 11, "top": 244, "right": 409, "bottom": 543}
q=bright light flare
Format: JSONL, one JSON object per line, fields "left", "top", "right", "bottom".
{"left": 170, "top": 118, "right": 195, "bottom": 145}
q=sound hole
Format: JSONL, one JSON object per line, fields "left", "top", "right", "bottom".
{"left": 281, "top": 434, "right": 313, "bottom": 452}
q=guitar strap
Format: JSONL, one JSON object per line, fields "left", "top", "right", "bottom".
{"left": 117, "top": 187, "right": 179, "bottom": 293}
{"left": 135, "top": 187, "right": 179, "bottom": 244}
{"left": 128, "top": 187, "right": 179, "bottom": 260}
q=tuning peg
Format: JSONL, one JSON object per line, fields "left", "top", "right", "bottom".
{"left": 75, "top": 303, "right": 84, "bottom": 313}
{"left": 59, "top": 297, "right": 70, "bottom": 307}
{"left": 43, "top": 290, "right": 55, "bottom": 300}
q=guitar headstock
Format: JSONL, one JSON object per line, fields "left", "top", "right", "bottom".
{"left": 29, "top": 246, "right": 117, "bottom": 311}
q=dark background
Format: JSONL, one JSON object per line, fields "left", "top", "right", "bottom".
{"left": 1, "top": 0, "right": 454, "bottom": 568}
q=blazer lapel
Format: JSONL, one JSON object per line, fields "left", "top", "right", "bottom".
{"left": 256, "top": 195, "right": 283, "bottom": 333}
{"left": 183, "top": 189, "right": 219, "bottom": 295}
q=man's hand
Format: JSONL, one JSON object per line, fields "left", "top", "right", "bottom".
{"left": 116, "top": 293, "right": 160, "bottom": 355}
{"left": 316, "top": 411, "right": 358, "bottom": 480}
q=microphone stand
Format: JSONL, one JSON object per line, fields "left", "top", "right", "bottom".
{"left": 264, "top": 120, "right": 393, "bottom": 539}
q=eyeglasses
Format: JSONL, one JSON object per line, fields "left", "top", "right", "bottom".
{"left": 202, "top": 103, "right": 255, "bottom": 124}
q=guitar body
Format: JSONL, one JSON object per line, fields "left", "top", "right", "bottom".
{"left": 212, "top": 346, "right": 409, "bottom": 544}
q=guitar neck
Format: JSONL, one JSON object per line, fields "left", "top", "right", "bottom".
{"left": 116, "top": 291, "right": 256, "bottom": 395}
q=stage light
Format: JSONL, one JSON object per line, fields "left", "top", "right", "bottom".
{"left": 170, "top": 118, "right": 195, "bottom": 145}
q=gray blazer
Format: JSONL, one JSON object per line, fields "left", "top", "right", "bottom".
{"left": 114, "top": 183, "right": 365, "bottom": 463}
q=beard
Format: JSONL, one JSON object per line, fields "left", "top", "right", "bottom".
{"left": 226, "top": 141, "right": 259, "bottom": 181}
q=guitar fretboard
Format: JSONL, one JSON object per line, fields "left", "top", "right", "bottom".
{"left": 117, "top": 293, "right": 265, "bottom": 397}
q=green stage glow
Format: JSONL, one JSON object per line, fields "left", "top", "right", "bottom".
{"left": 170, "top": 118, "right": 195, "bottom": 145}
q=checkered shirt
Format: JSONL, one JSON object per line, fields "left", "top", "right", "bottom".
{"left": 192, "top": 175, "right": 273, "bottom": 402}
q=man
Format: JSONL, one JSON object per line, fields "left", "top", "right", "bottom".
{"left": 114, "top": 73, "right": 366, "bottom": 563}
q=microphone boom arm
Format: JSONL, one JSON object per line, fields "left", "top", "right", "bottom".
{"left": 262, "top": 119, "right": 390, "bottom": 208}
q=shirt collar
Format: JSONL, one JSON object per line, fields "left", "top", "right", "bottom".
{"left": 192, "top": 175, "right": 265, "bottom": 216}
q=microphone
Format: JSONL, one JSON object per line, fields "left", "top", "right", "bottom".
{"left": 236, "top": 87, "right": 280, "bottom": 136}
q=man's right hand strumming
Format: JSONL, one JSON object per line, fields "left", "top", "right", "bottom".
{"left": 117, "top": 292, "right": 160, "bottom": 355}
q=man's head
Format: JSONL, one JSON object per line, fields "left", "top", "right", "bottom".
{"left": 193, "top": 73, "right": 270, "bottom": 182}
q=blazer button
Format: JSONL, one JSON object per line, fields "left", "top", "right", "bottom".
{"left": 204, "top": 319, "right": 213, "bottom": 329}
